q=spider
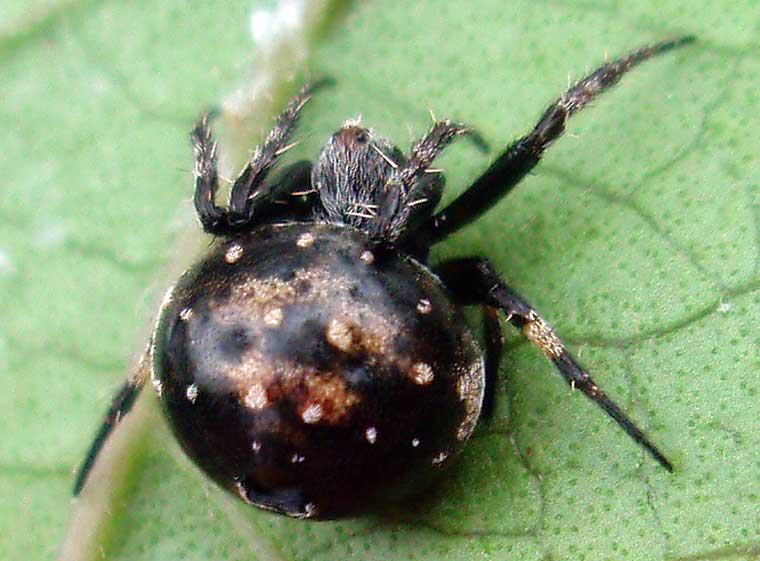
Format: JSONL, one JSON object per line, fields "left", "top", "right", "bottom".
{"left": 74, "top": 36, "right": 694, "bottom": 519}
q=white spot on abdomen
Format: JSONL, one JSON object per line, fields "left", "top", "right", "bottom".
{"left": 185, "top": 383, "right": 198, "bottom": 404}
{"left": 416, "top": 299, "right": 432, "bottom": 314}
{"left": 263, "top": 307, "right": 284, "bottom": 327}
{"left": 301, "top": 403, "right": 323, "bottom": 424}
{"left": 243, "top": 383, "right": 269, "bottom": 410}
{"left": 365, "top": 426, "right": 377, "bottom": 444}
{"left": 411, "top": 362, "right": 434, "bottom": 385}
{"left": 225, "top": 243, "right": 244, "bottom": 263}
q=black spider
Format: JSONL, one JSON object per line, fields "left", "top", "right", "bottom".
{"left": 74, "top": 37, "right": 694, "bottom": 519}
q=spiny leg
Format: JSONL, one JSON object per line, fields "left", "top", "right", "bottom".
{"left": 191, "top": 112, "right": 226, "bottom": 234}
{"left": 398, "top": 120, "right": 488, "bottom": 188}
{"left": 424, "top": 36, "right": 696, "bottom": 244}
{"left": 374, "top": 120, "right": 487, "bottom": 242}
{"left": 227, "top": 79, "right": 331, "bottom": 226}
{"left": 481, "top": 305, "right": 505, "bottom": 422}
{"left": 235, "top": 160, "right": 320, "bottom": 225}
{"left": 436, "top": 258, "right": 673, "bottom": 472}
{"left": 73, "top": 365, "right": 148, "bottom": 495}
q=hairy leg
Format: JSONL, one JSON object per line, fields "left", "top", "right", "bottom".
{"left": 373, "top": 120, "right": 487, "bottom": 243}
{"left": 227, "top": 80, "right": 330, "bottom": 227}
{"left": 436, "top": 257, "right": 673, "bottom": 471}
{"left": 424, "top": 36, "right": 695, "bottom": 244}
{"left": 191, "top": 112, "right": 226, "bottom": 234}
{"left": 192, "top": 80, "right": 330, "bottom": 235}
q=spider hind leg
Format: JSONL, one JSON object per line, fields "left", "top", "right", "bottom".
{"left": 73, "top": 376, "right": 146, "bottom": 495}
{"left": 437, "top": 257, "right": 673, "bottom": 472}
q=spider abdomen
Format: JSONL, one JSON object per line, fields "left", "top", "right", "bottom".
{"left": 153, "top": 222, "right": 484, "bottom": 518}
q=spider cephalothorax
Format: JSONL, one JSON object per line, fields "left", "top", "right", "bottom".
{"left": 74, "top": 37, "right": 694, "bottom": 519}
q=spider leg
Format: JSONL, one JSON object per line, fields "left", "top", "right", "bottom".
{"left": 397, "top": 120, "right": 488, "bottom": 189}
{"left": 424, "top": 36, "right": 695, "bottom": 245}
{"left": 238, "top": 160, "right": 319, "bottom": 225}
{"left": 72, "top": 352, "right": 150, "bottom": 495}
{"left": 191, "top": 112, "right": 226, "bottom": 234}
{"left": 481, "top": 305, "right": 505, "bottom": 422}
{"left": 227, "top": 80, "right": 331, "bottom": 227}
{"left": 436, "top": 257, "right": 673, "bottom": 472}
{"left": 373, "top": 120, "right": 487, "bottom": 243}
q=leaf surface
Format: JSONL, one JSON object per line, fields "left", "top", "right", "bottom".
{"left": 1, "top": 1, "right": 757, "bottom": 560}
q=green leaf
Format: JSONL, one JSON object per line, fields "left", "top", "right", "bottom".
{"left": 2, "top": 1, "right": 757, "bottom": 560}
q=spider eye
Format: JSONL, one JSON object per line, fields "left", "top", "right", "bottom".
{"left": 334, "top": 125, "right": 370, "bottom": 147}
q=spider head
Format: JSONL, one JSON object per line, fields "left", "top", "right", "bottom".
{"left": 312, "top": 121, "right": 404, "bottom": 226}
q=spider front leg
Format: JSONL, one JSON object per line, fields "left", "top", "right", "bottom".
{"left": 192, "top": 80, "right": 330, "bottom": 235}
{"left": 227, "top": 80, "right": 330, "bottom": 229}
{"left": 423, "top": 36, "right": 695, "bottom": 244}
{"left": 436, "top": 258, "right": 673, "bottom": 472}
{"left": 191, "top": 113, "right": 225, "bottom": 234}
{"left": 373, "top": 120, "right": 487, "bottom": 243}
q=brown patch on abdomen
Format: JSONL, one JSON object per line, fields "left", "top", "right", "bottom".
{"left": 295, "top": 371, "right": 361, "bottom": 425}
